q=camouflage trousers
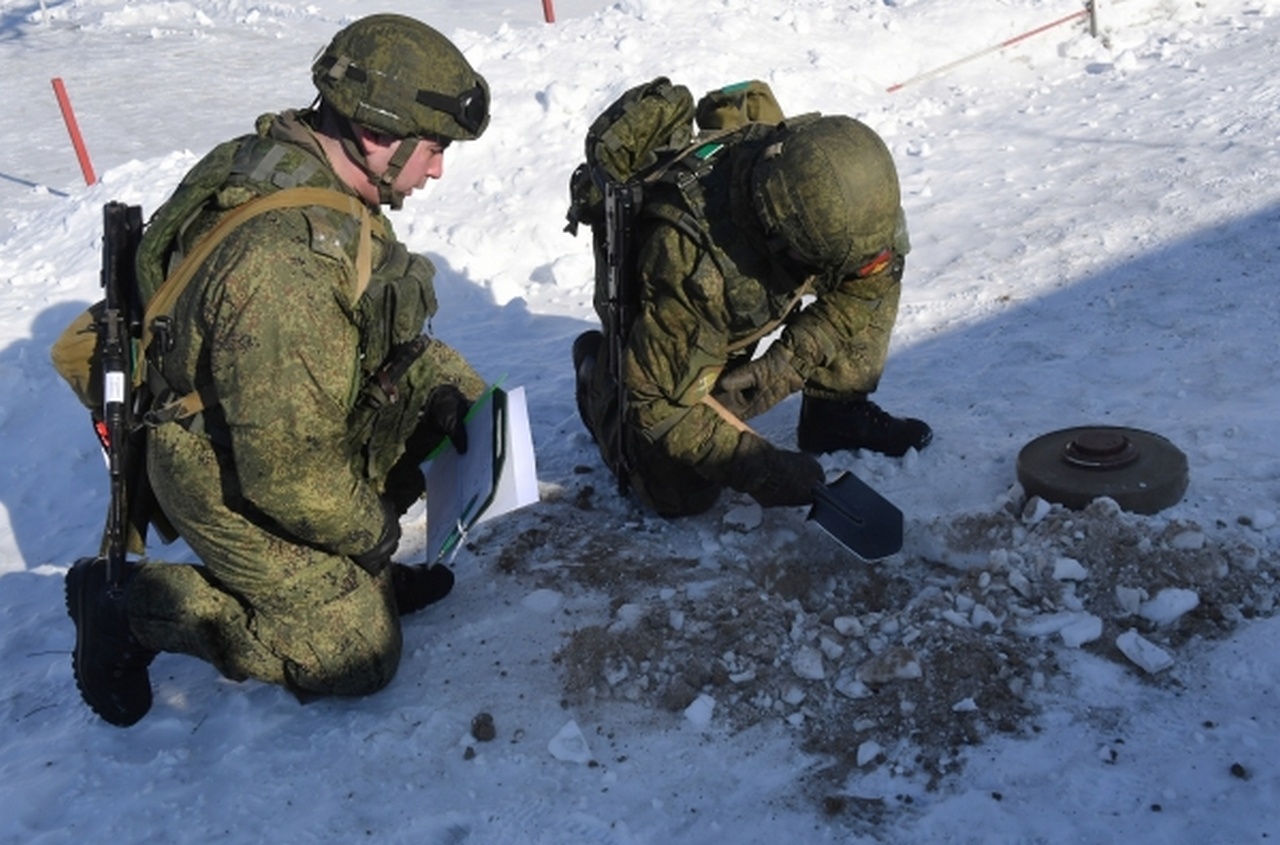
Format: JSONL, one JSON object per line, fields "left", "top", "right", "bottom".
{"left": 576, "top": 332, "right": 721, "bottom": 517}
{"left": 130, "top": 342, "right": 484, "bottom": 698}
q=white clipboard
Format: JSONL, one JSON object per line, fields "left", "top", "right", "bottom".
{"left": 422, "top": 385, "right": 539, "bottom": 562}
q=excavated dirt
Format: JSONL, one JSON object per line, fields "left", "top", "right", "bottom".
{"left": 468, "top": 472, "right": 1278, "bottom": 815}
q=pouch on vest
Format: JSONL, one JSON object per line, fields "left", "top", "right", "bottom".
{"left": 50, "top": 301, "right": 106, "bottom": 414}
{"left": 354, "top": 243, "right": 439, "bottom": 381}
{"left": 695, "top": 80, "right": 785, "bottom": 131}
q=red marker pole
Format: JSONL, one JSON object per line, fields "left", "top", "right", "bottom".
{"left": 51, "top": 77, "right": 97, "bottom": 185}
{"left": 542, "top": 0, "right": 556, "bottom": 23}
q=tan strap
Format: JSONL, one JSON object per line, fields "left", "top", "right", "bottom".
{"left": 139, "top": 186, "right": 382, "bottom": 384}
{"left": 700, "top": 394, "right": 753, "bottom": 434}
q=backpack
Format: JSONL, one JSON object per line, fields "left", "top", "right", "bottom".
{"left": 563, "top": 77, "right": 696, "bottom": 237}
{"left": 564, "top": 77, "right": 786, "bottom": 237}
{"left": 563, "top": 77, "right": 787, "bottom": 344}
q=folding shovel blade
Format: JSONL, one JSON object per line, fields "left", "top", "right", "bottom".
{"left": 807, "top": 471, "right": 903, "bottom": 561}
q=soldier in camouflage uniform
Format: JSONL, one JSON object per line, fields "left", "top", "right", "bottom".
{"left": 574, "top": 95, "right": 931, "bottom": 516}
{"left": 64, "top": 14, "right": 491, "bottom": 727}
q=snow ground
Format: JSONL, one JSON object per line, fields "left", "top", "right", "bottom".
{"left": 1, "top": 0, "right": 1278, "bottom": 842}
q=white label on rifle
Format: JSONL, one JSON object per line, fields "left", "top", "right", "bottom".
{"left": 105, "top": 372, "right": 125, "bottom": 404}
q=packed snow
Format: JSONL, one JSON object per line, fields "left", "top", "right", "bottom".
{"left": 2, "top": 0, "right": 1278, "bottom": 842}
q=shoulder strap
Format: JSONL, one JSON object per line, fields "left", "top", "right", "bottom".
{"left": 137, "top": 186, "right": 383, "bottom": 422}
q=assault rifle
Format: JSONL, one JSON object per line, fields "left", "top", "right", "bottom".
{"left": 96, "top": 201, "right": 146, "bottom": 591}
{"left": 602, "top": 178, "right": 642, "bottom": 496}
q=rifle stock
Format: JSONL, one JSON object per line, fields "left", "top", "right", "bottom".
{"left": 98, "top": 201, "right": 144, "bottom": 590}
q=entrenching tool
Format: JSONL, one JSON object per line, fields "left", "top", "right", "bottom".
{"left": 808, "top": 471, "right": 904, "bottom": 561}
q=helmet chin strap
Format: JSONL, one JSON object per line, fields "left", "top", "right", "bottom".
{"left": 373, "top": 136, "right": 420, "bottom": 210}
{"left": 335, "top": 117, "right": 420, "bottom": 209}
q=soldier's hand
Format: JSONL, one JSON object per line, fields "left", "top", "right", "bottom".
{"left": 351, "top": 498, "right": 402, "bottom": 576}
{"left": 425, "top": 384, "right": 471, "bottom": 454}
{"left": 714, "top": 347, "right": 804, "bottom": 419}
{"left": 729, "top": 432, "right": 825, "bottom": 508}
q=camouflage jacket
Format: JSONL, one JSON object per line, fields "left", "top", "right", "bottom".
{"left": 619, "top": 129, "right": 905, "bottom": 488}
{"left": 143, "top": 110, "right": 445, "bottom": 557}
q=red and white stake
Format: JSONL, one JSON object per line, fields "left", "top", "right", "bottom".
{"left": 886, "top": 5, "right": 1093, "bottom": 93}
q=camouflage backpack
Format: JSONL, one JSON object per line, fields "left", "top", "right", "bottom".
{"left": 564, "top": 77, "right": 784, "bottom": 235}
{"left": 563, "top": 77, "right": 787, "bottom": 347}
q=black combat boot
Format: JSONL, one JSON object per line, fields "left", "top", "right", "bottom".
{"left": 797, "top": 394, "right": 933, "bottom": 458}
{"left": 572, "top": 330, "right": 603, "bottom": 435}
{"left": 392, "top": 563, "right": 456, "bottom": 616}
{"left": 65, "top": 557, "right": 156, "bottom": 727}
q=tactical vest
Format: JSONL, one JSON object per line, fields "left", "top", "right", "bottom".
{"left": 140, "top": 111, "right": 439, "bottom": 431}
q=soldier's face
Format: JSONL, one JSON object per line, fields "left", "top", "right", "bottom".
{"left": 382, "top": 138, "right": 447, "bottom": 197}
{"left": 361, "top": 136, "right": 447, "bottom": 202}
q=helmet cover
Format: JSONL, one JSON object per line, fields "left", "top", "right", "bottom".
{"left": 312, "top": 14, "right": 490, "bottom": 142}
{"left": 751, "top": 115, "right": 900, "bottom": 276}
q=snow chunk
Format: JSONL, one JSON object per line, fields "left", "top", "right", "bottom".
{"left": 609, "top": 602, "right": 644, "bottom": 633}
{"left": 857, "top": 647, "right": 922, "bottom": 685}
{"left": 1059, "top": 614, "right": 1103, "bottom": 648}
{"left": 1243, "top": 509, "right": 1277, "bottom": 530}
{"left": 1018, "top": 611, "right": 1092, "bottom": 638}
{"left": 1169, "top": 530, "right": 1205, "bottom": 551}
{"left": 1007, "top": 569, "right": 1033, "bottom": 598}
{"left": 791, "top": 646, "right": 826, "bottom": 681}
{"left": 819, "top": 636, "right": 845, "bottom": 661}
{"left": 1114, "top": 585, "right": 1147, "bottom": 616}
{"left": 971, "top": 603, "right": 1001, "bottom": 631}
{"left": 548, "top": 720, "right": 593, "bottom": 764}
{"left": 723, "top": 502, "right": 762, "bottom": 531}
{"left": 1138, "top": 588, "right": 1200, "bottom": 626}
{"left": 833, "top": 615, "right": 863, "bottom": 637}
{"left": 1022, "top": 496, "right": 1052, "bottom": 525}
{"left": 522, "top": 588, "right": 563, "bottom": 614}
{"left": 856, "top": 740, "right": 883, "bottom": 766}
{"left": 834, "top": 672, "right": 872, "bottom": 699}
{"left": 1052, "top": 557, "right": 1089, "bottom": 581}
{"left": 1116, "top": 629, "right": 1174, "bottom": 674}
{"left": 683, "top": 694, "right": 716, "bottom": 729}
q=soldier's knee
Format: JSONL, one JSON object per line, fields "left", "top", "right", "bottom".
{"left": 285, "top": 634, "right": 402, "bottom": 698}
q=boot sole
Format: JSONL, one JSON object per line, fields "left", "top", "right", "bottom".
{"left": 65, "top": 559, "right": 152, "bottom": 727}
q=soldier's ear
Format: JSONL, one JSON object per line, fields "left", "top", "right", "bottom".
{"left": 354, "top": 123, "right": 396, "bottom": 156}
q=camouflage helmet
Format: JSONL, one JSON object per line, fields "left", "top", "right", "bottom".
{"left": 312, "top": 14, "right": 490, "bottom": 142}
{"left": 750, "top": 116, "right": 900, "bottom": 276}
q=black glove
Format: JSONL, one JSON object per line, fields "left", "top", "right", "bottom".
{"left": 392, "top": 563, "right": 456, "bottom": 615}
{"left": 351, "top": 498, "right": 402, "bottom": 576}
{"left": 728, "top": 432, "right": 825, "bottom": 508}
{"left": 713, "top": 346, "right": 805, "bottom": 419}
{"left": 425, "top": 384, "right": 471, "bottom": 455}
